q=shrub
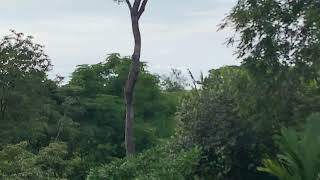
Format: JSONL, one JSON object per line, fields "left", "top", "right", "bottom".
{"left": 86, "top": 142, "right": 201, "bottom": 180}
{"left": 258, "top": 113, "right": 320, "bottom": 180}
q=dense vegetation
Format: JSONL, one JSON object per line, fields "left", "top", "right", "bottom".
{"left": 0, "top": 31, "right": 182, "bottom": 179}
{"left": 1, "top": 0, "right": 320, "bottom": 179}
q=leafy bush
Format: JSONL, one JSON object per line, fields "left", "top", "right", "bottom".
{"left": 0, "top": 141, "right": 85, "bottom": 180}
{"left": 258, "top": 113, "right": 320, "bottom": 180}
{"left": 86, "top": 142, "right": 201, "bottom": 180}
{"left": 176, "top": 66, "right": 273, "bottom": 180}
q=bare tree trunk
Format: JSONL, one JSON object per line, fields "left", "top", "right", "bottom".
{"left": 124, "top": 0, "right": 148, "bottom": 156}
{"left": 0, "top": 101, "right": 5, "bottom": 121}
{"left": 0, "top": 98, "right": 7, "bottom": 121}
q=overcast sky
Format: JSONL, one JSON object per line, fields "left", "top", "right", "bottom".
{"left": 0, "top": 0, "right": 239, "bottom": 79}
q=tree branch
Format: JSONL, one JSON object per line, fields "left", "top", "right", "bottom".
{"left": 132, "top": 0, "right": 142, "bottom": 12}
{"left": 138, "top": 0, "right": 148, "bottom": 19}
{"left": 125, "top": 0, "right": 132, "bottom": 10}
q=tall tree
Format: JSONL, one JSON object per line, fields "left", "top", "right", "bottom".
{"left": 219, "top": 0, "right": 320, "bottom": 133}
{"left": 0, "top": 30, "right": 50, "bottom": 122}
{"left": 0, "top": 30, "right": 52, "bottom": 147}
{"left": 221, "top": 0, "right": 320, "bottom": 78}
{"left": 115, "top": 0, "right": 149, "bottom": 155}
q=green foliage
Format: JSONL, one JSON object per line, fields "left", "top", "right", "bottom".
{"left": 258, "top": 113, "right": 320, "bottom": 180}
{"left": 176, "top": 66, "right": 271, "bottom": 180}
{"left": 0, "top": 142, "right": 40, "bottom": 179}
{"left": 0, "top": 30, "right": 53, "bottom": 147}
{"left": 59, "top": 54, "right": 179, "bottom": 166}
{"left": 86, "top": 142, "right": 201, "bottom": 180}
{"left": 222, "top": 0, "right": 320, "bottom": 78}
{"left": 221, "top": 0, "right": 320, "bottom": 132}
{"left": 0, "top": 141, "right": 84, "bottom": 180}
{"left": 161, "top": 68, "right": 188, "bottom": 92}
{"left": 175, "top": 63, "right": 320, "bottom": 179}
{"left": 3, "top": 1, "right": 320, "bottom": 178}
{"left": 0, "top": 31, "right": 180, "bottom": 179}
{"left": 36, "top": 142, "right": 84, "bottom": 179}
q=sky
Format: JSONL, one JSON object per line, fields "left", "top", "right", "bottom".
{"left": 0, "top": 0, "right": 239, "bottom": 79}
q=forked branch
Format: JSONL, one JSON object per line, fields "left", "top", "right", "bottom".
{"left": 126, "top": 0, "right": 148, "bottom": 19}
{"left": 125, "top": 0, "right": 132, "bottom": 10}
{"left": 138, "top": 0, "right": 148, "bottom": 19}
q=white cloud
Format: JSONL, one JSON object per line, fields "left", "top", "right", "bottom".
{"left": 0, "top": 0, "right": 239, "bottom": 80}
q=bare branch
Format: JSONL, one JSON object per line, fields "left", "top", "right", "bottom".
{"left": 132, "top": 0, "right": 142, "bottom": 12}
{"left": 138, "top": 0, "right": 148, "bottom": 19}
{"left": 125, "top": 0, "right": 132, "bottom": 10}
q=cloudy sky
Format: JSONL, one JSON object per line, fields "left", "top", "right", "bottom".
{"left": 0, "top": 0, "right": 239, "bottom": 79}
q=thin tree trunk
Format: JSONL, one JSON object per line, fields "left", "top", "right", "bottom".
{"left": 124, "top": 0, "right": 148, "bottom": 156}
{"left": 0, "top": 99, "right": 7, "bottom": 121}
